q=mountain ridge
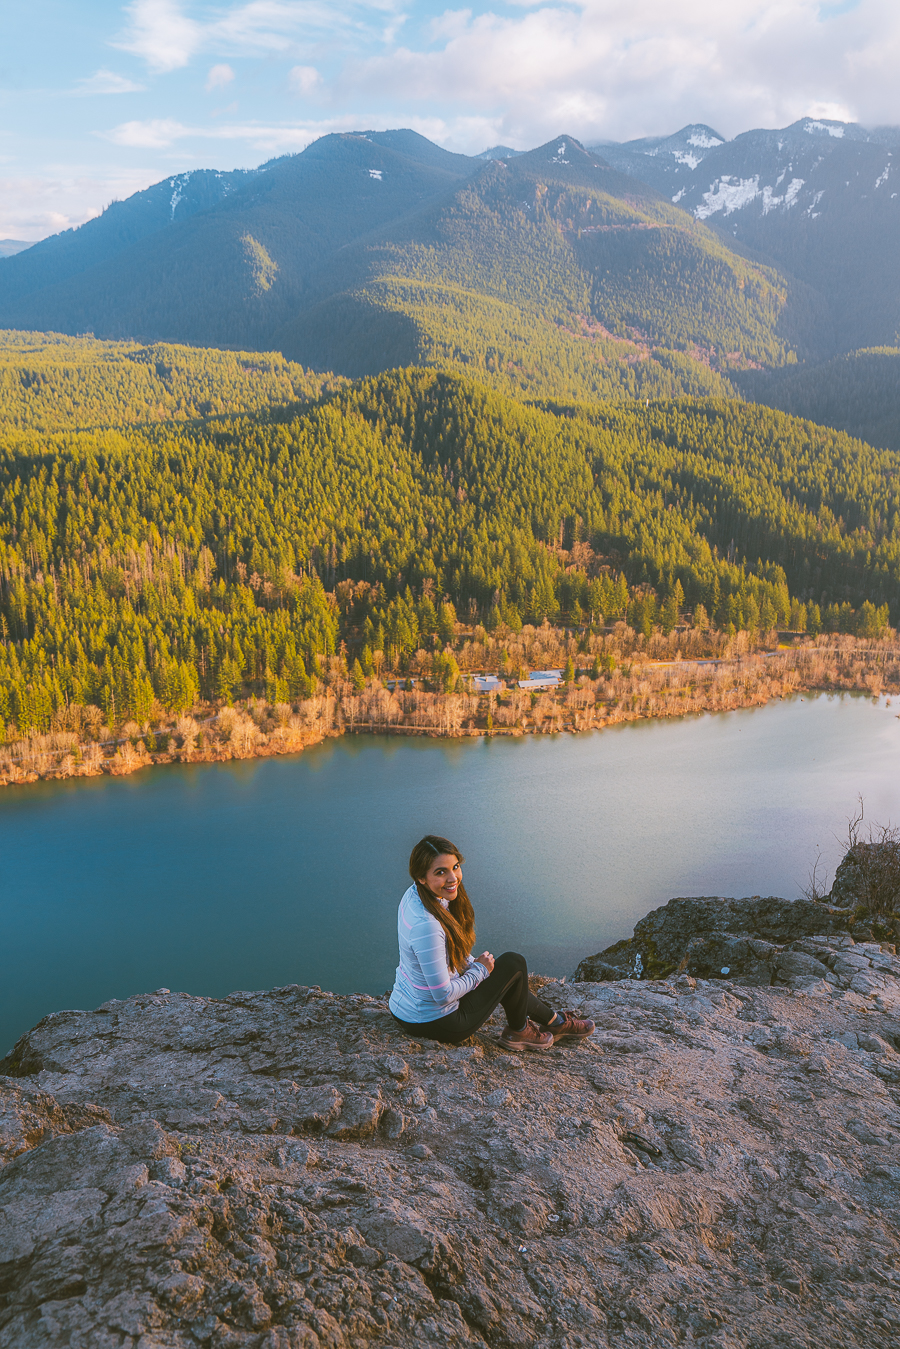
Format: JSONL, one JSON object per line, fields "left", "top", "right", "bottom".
{"left": 593, "top": 117, "right": 900, "bottom": 357}
{"left": 2, "top": 120, "right": 897, "bottom": 440}
{"left": 0, "top": 131, "right": 820, "bottom": 397}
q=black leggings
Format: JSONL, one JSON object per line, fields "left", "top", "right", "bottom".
{"left": 391, "top": 951, "right": 555, "bottom": 1046}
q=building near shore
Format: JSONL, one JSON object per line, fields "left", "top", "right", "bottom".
{"left": 470, "top": 674, "right": 504, "bottom": 692}
{"left": 518, "top": 669, "right": 563, "bottom": 690}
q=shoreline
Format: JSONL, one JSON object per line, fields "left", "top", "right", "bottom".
{"left": 2, "top": 641, "right": 898, "bottom": 791}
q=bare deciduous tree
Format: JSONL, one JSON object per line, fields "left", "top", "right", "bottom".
{"left": 838, "top": 797, "right": 900, "bottom": 917}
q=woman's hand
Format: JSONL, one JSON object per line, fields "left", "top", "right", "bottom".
{"left": 478, "top": 951, "right": 495, "bottom": 973}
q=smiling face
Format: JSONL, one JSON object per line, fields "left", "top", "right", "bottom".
{"left": 421, "top": 852, "right": 462, "bottom": 904}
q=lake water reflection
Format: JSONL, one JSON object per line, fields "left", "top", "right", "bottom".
{"left": 2, "top": 693, "right": 899, "bottom": 1050}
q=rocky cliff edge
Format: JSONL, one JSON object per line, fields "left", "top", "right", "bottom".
{"left": 3, "top": 942, "right": 900, "bottom": 1349}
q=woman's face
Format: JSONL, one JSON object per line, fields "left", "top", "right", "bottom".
{"left": 421, "top": 852, "right": 462, "bottom": 903}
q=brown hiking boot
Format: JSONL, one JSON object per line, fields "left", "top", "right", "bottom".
{"left": 498, "top": 1018, "right": 555, "bottom": 1051}
{"left": 546, "top": 1010, "right": 596, "bottom": 1042}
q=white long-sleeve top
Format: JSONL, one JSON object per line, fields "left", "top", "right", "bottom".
{"left": 388, "top": 883, "right": 487, "bottom": 1023}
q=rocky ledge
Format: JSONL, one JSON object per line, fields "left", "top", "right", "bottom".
{"left": 3, "top": 950, "right": 900, "bottom": 1349}
{"left": 573, "top": 895, "right": 900, "bottom": 1004}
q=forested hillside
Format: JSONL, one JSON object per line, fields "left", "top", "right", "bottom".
{"left": 0, "top": 351, "right": 895, "bottom": 738}
{"left": 3, "top": 122, "right": 898, "bottom": 440}
{"left": 281, "top": 138, "right": 817, "bottom": 400}
{"left": 0, "top": 331, "right": 342, "bottom": 432}
{"left": 0, "top": 133, "right": 821, "bottom": 408}
{"left": 736, "top": 348, "right": 900, "bottom": 453}
{"left": 0, "top": 132, "right": 480, "bottom": 353}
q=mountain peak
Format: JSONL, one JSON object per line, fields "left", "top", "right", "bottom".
{"left": 614, "top": 123, "right": 727, "bottom": 155}
{"left": 476, "top": 145, "right": 524, "bottom": 161}
{"left": 587, "top": 124, "right": 726, "bottom": 187}
{"left": 512, "top": 135, "right": 614, "bottom": 178}
{"left": 529, "top": 135, "right": 592, "bottom": 163}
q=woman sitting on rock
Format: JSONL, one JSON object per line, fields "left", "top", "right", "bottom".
{"left": 389, "top": 834, "right": 594, "bottom": 1051}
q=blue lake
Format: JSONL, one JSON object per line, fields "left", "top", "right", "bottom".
{"left": 2, "top": 693, "right": 899, "bottom": 1052}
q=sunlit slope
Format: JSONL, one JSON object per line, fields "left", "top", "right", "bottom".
{"left": 0, "top": 331, "right": 342, "bottom": 432}
{"left": 279, "top": 137, "right": 823, "bottom": 399}
{"left": 290, "top": 278, "right": 735, "bottom": 399}
{"left": 3, "top": 360, "right": 899, "bottom": 729}
{"left": 0, "top": 133, "right": 822, "bottom": 405}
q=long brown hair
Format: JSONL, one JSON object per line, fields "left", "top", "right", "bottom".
{"left": 409, "top": 835, "right": 476, "bottom": 975}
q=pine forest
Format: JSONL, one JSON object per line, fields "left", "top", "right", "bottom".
{"left": 1, "top": 333, "right": 898, "bottom": 775}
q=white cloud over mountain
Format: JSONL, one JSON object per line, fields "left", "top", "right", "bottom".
{"left": 343, "top": 0, "right": 898, "bottom": 144}
{"left": 107, "top": 1, "right": 900, "bottom": 144}
{"left": 0, "top": 168, "right": 161, "bottom": 242}
{"left": 3, "top": 0, "right": 900, "bottom": 241}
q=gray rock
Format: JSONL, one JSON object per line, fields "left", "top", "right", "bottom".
{"left": 325, "top": 1091, "right": 383, "bottom": 1140}
{"left": 363, "top": 1204, "right": 442, "bottom": 1266}
{"left": 856, "top": 1033, "right": 894, "bottom": 1054}
{"left": 3, "top": 965, "right": 900, "bottom": 1347}
{"left": 830, "top": 839, "right": 900, "bottom": 915}
{"left": 380, "top": 1106, "right": 408, "bottom": 1139}
{"left": 382, "top": 1054, "right": 410, "bottom": 1081}
{"left": 573, "top": 895, "right": 859, "bottom": 985}
{"left": 773, "top": 950, "right": 831, "bottom": 980}
{"left": 274, "top": 1141, "right": 316, "bottom": 1168}
{"left": 288, "top": 1085, "right": 343, "bottom": 1131}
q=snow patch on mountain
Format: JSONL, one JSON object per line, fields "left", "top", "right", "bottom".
{"left": 695, "top": 176, "right": 761, "bottom": 218}
{"left": 168, "top": 174, "right": 190, "bottom": 220}
{"left": 762, "top": 178, "right": 804, "bottom": 214}
{"left": 695, "top": 174, "right": 806, "bottom": 219}
{"left": 674, "top": 151, "right": 701, "bottom": 170}
{"left": 804, "top": 120, "right": 844, "bottom": 138}
{"left": 688, "top": 132, "right": 723, "bottom": 149}
{"left": 875, "top": 163, "right": 891, "bottom": 189}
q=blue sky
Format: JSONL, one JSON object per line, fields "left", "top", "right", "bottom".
{"left": 2, "top": 0, "right": 898, "bottom": 241}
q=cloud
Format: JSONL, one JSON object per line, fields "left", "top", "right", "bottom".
{"left": 100, "top": 108, "right": 493, "bottom": 158}
{"left": 103, "top": 1, "right": 900, "bottom": 144}
{"left": 805, "top": 99, "right": 855, "bottom": 122}
{"left": 340, "top": 0, "right": 900, "bottom": 146}
{"left": 114, "top": 0, "right": 406, "bottom": 74}
{"left": 105, "top": 118, "right": 191, "bottom": 148}
{"left": 288, "top": 65, "right": 322, "bottom": 96}
{"left": 102, "top": 115, "right": 309, "bottom": 153}
{"left": 0, "top": 170, "right": 162, "bottom": 242}
{"left": 206, "top": 63, "right": 236, "bottom": 91}
{"left": 74, "top": 69, "right": 146, "bottom": 96}
{"left": 114, "top": 0, "right": 203, "bottom": 73}
{"left": 101, "top": 114, "right": 333, "bottom": 155}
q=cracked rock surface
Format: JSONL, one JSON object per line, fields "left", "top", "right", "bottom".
{"left": 2, "top": 970, "right": 900, "bottom": 1348}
